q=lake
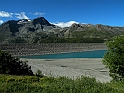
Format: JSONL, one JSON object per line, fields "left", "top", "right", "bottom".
{"left": 20, "top": 50, "right": 107, "bottom": 59}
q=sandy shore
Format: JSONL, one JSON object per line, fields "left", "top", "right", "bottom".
{"left": 20, "top": 58, "right": 112, "bottom": 83}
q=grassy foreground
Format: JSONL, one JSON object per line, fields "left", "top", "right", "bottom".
{"left": 0, "top": 74, "right": 124, "bottom": 93}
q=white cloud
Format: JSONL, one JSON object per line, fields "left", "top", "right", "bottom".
{"left": 0, "top": 20, "right": 3, "bottom": 24}
{"left": 34, "top": 12, "right": 45, "bottom": 16}
{"left": 14, "top": 12, "right": 29, "bottom": 19}
{"left": 52, "top": 21, "right": 80, "bottom": 28}
{"left": 0, "top": 11, "right": 13, "bottom": 17}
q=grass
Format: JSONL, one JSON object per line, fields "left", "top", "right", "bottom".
{"left": 1, "top": 74, "right": 124, "bottom": 93}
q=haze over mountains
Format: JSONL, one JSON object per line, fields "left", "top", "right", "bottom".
{"left": 0, "top": 17, "right": 124, "bottom": 43}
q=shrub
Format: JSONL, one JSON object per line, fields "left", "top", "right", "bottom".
{"left": 0, "top": 50, "right": 33, "bottom": 76}
{"left": 6, "top": 78, "right": 15, "bottom": 82}
{"left": 27, "top": 76, "right": 40, "bottom": 82}
{"left": 35, "top": 69, "right": 44, "bottom": 78}
{"left": 103, "top": 35, "right": 124, "bottom": 80}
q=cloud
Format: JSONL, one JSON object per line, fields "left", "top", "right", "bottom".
{"left": 0, "top": 11, "right": 13, "bottom": 17}
{"left": 0, "top": 20, "right": 3, "bottom": 24}
{"left": 52, "top": 21, "right": 80, "bottom": 28}
{"left": 14, "top": 12, "right": 29, "bottom": 19}
{"left": 34, "top": 12, "right": 45, "bottom": 16}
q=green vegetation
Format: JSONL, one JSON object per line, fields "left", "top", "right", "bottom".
{"left": 1, "top": 74, "right": 123, "bottom": 93}
{"left": 0, "top": 50, "right": 33, "bottom": 75}
{"left": 8, "top": 36, "right": 105, "bottom": 43}
{"left": 8, "top": 37, "right": 27, "bottom": 43}
{"left": 103, "top": 35, "right": 124, "bottom": 80}
{"left": 36, "top": 37, "right": 104, "bottom": 43}
{"left": 71, "top": 29, "right": 113, "bottom": 39}
{"left": 35, "top": 69, "right": 44, "bottom": 78}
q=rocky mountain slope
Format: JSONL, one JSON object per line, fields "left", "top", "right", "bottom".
{"left": 0, "top": 17, "right": 124, "bottom": 43}
{"left": 0, "top": 17, "right": 56, "bottom": 35}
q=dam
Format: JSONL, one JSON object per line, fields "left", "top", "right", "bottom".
{"left": 0, "top": 43, "right": 107, "bottom": 56}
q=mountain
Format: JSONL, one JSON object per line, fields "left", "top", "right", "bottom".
{"left": 64, "top": 23, "right": 124, "bottom": 38}
{"left": 0, "top": 17, "right": 124, "bottom": 43}
{"left": 0, "top": 17, "right": 56, "bottom": 36}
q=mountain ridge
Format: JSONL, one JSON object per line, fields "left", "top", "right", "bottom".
{"left": 0, "top": 17, "right": 124, "bottom": 43}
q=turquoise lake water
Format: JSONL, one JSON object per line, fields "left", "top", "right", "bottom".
{"left": 20, "top": 50, "right": 107, "bottom": 59}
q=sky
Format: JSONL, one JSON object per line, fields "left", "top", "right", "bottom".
{"left": 0, "top": 0, "right": 124, "bottom": 27}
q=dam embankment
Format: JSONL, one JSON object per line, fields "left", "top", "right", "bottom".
{"left": 0, "top": 43, "right": 107, "bottom": 56}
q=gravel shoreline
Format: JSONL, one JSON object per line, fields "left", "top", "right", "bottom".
{"left": 21, "top": 58, "right": 112, "bottom": 83}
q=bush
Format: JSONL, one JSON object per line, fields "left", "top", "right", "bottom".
{"left": 35, "top": 69, "right": 44, "bottom": 78}
{"left": 0, "top": 50, "right": 34, "bottom": 76}
{"left": 0, "top": 74, "right": 119, "bottom": 93}
{"left": 103, "top": 35, "right": 124, "bottom": 80}
{"left": 6, "top": 78, "right": 15, "bottom": 82}
{"left": 27, "top": 76, "right": 40, "bottom": 82}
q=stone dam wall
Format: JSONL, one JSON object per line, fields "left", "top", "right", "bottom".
{"left": 0, "top": 43, "right": 107, "bottom": 56}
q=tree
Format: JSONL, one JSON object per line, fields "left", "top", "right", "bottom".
{"left": 103, "top": 35, "right": 124, "bottom": 80}
{"left": 0, "top": 50, "right": 34, "bottom": 76}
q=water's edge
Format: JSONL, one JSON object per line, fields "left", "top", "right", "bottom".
{"left": 20, "top": 50, "right": 107, "bottom": 59}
